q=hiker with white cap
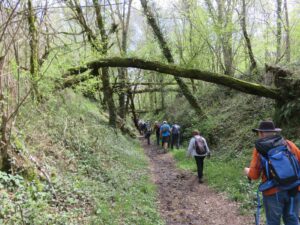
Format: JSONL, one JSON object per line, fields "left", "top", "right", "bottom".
{"left": 160, "top": 121, "right": 171, "bottom": 153}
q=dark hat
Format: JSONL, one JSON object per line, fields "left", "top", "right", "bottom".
{"left": 252, "top": 121, "right": 281, "bottom": 132}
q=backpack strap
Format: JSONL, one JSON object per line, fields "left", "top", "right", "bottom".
{"left": 258, "top": 154, "right": 277, "bottom": 192}
{"left": 259, "top": 154, "right": 270, "bottom": 179}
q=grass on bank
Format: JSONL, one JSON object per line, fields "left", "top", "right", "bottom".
{"left": 0, "top": 90, "right": 164, "bottom": 225}
{"left": 152, "top": 92, "right": 275, "bottom": 216}
{"left": 171, "top": 148, "right": 256, "bottom": 209}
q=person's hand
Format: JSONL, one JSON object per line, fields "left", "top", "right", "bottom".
{"left": 244, "top": 167, "right": 250, "bottom": 176}
{"left": 207, "top": 152, "right": 211, "bottom": 159}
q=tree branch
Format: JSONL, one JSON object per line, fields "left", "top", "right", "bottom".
{"left": 67, "top": 57, "right": 282, "bottom": 100}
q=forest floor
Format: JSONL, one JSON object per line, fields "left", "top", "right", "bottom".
{"left": 141, "top": 138, "right": 254, "bottom": 225}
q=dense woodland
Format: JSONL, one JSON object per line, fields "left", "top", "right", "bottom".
{"left": 0, "top": 0, "right": 300, "bottom": 224}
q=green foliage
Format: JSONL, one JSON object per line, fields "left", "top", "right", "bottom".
{"left": 1, "top": 90, "right": 163, "bottom": 224}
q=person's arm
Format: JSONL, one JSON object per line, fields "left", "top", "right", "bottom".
{"left": 244, "top": 149, "right": 261, "bottom": 180}
{"left": 187, "top": 138, "right": 194, "bottom": 157}
{"left": 202, "top": 138, "right": 210, "bottom": 154}
{"left": 287, "top": 140, "right": 300, "bottom": 161}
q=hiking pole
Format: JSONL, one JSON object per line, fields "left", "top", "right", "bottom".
{"left": 247, "top": 177, "right": 261, "bottom": 225}
{"left": 254, "top": 190, "right": 262, "bottom": 225}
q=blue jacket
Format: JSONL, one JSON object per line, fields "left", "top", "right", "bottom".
{"left": 160, "top": 124, "right": 171, "bottom": 137}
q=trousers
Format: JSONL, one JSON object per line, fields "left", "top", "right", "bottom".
{"left": 263, "top": 190, "right": 300, "bottom": 225}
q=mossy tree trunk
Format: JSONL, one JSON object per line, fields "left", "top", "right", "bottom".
{"left": 69, "top": 57, "right": 282, "bottom": 99}
{"left": 128, "top": 91, "right": 139, "bottom": 130}
{"left": 67, "top": 57, "right": 300, "bottom": 132}
{"left": 265, "top": 66, "right": 300, "bottom": 134}
{"left": 0, "top": 56, "right": 10, "bottom": 171}
{"left": 66, "top": 0, "right": 117, "bottom": 127}
{"left": 28, "top": 0, "right": 40, "bottom": 100}
{"left": 93, "top": 0, "right": 117, "bottom": 127}
{"left": 240, "top": 0, "right": 257, "bottom": 72}
{"left": 114, "top": 0, "right": 133, "bottom": 120}
{"left": 276, "top": 0, "right": 283, "bottom": 63}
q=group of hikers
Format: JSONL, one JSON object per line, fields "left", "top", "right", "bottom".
{"left": 138, "top": 120, "right": 181, "bottom": 151}
{"left": 138, "top": 119, "right": 211, "bottom": 185}
{"left": 138, "top": 119, "right": 300, "bottom": 225}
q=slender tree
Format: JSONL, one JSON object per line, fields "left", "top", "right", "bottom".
{"left": 140, "top": 0, "right": 205, "bottom": 118}
{"left": 283, "top": 0, "right": 290, "bottom": 63}
{"left": 27, "top": 0, "right": 40, "bottom": 100}
{"left": 240, "top": 0, "right": 257, "bottom": 72}
{"left": 108, "top": 0, "right": 133, "bottom": 120}
{"left": 276, "top": 0, "right": 282, "bottom": 63}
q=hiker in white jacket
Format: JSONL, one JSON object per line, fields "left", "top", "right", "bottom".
{"left": 187, "top": 130, "right": 210, "bottom": 183}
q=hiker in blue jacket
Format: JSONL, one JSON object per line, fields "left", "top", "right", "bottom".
{"left": 160, "top": 121, "right": 171, "bottom": 153}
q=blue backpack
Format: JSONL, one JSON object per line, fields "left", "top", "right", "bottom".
{"left": 258, "top": 144, "right": 300, "bottom": 192}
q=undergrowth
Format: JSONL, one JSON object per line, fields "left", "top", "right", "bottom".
{"left": 0, "top": 90, "right": 164, "bottom": 225}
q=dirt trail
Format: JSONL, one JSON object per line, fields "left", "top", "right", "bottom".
{"left": 142, "top": 139, "right": 253, "bottom": 225}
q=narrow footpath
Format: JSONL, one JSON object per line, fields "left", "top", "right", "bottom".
{"left": 141, "top": 138, "right": 253, "bottom": 225}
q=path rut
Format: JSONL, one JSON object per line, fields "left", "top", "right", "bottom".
{"left": 142, "top": 139, "right": 253, "bottom": 225}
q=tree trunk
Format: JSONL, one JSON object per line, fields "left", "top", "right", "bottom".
{"left": 266, "top": 65, "right": 300, "bottom": 132}
{"left": 219, "top": 1, "right": 233, "bottom": 75}
{"left": 283, "top": 0, "right": 290, "bottom": 63}
{"left": 0, "top": 56, "right": 10, "bottom": 171}
{"left": 70, "top": 57, "right": 282, "bottom": 100}
{"left": 93, "top": 0, "right": 117, "bottom": 127}
{"left": 100, "top": 67, "right": 117, "bottom": 126}
{"left": 240, "top": 0, "right": 257, "bottom": 72}
{"left": 28, "top": 0, "right": 40, "bottom": 100}
{"left": 276, "top": 0, "right": 282, "bottom": 63}
{"left": 128, "top": 91, "right": 139, "bottom": 130}
{"left": 111, "top": 0, "right": 133, "bottom": 120}
{"left": 118, "top": 68, "right": 127, "bottom": 119}
{"left": 67, "top": 57, "right": 300, "bottom": 129}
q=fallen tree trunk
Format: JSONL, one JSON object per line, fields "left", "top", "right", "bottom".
{"left": 130, "top": 88, "right": 178, "bottom": 94}
{"left": 67, "top": 57, "right": 283, "bottom": 100}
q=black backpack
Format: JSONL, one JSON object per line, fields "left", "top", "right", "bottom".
{"left": 195, "top": 136, "right": 207, "bottom": 155}
{"left": 172, "top": 125, "right": 180, "bottom": 134}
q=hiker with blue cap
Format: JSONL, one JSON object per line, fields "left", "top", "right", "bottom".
{"left": 244, "top": 121, "right": 300, "bottom": 225}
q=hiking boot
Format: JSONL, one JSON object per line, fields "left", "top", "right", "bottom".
{"left": 198, "top": 179, "right": 204, "bottom": 184}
